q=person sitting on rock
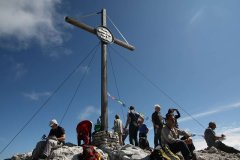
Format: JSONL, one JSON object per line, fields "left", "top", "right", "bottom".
{"left": 113, "top": 114, "right": 123, "bottom": 145}
{"left": 138, "top": 115, "right": 150, "bottom": 150}
{"left": 32, "top": 119, "right": 65, "bottom": 160}
{"left": 204, "top": 121, "right": 240, "bottom": 153}
{"left": 161, "top": 114, "right": 195, "bottom": 160}
{"left": 125, "top": 105, "right": 140, "bottom": 146}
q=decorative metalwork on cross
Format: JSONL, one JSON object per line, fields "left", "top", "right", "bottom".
{"left": 65, "top": 8, "right": 135, "bottom": 131}
{"left": 96, "top": 26, "right": 114, "bottom": 44}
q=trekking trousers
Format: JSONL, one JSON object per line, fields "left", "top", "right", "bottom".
{"left": 168, "top": 140, "right": 192, "bottom": 160}
{"left": 43, "top": 139, "right": 58, "bottom": 157}
{"left": 154, "top": 127, "right": 161, "bottom": 148}
{"left": 216, "top": 141, "right": 240, "bottom": 153}
{"left": 129, "top": 125, "right": 139, "bottom": 146}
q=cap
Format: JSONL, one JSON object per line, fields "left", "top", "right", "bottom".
{"left": 129, "top": 106, "right": 135, "bottom": 110}
{"left": 49, "top": 119, "right": 58, "bottom": 127}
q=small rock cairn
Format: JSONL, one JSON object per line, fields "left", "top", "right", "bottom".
{"left": 92, "top": 131, "right": 150, "bottom": 160}
{"left": 92, "top": 131, "right": 120, "bottom": 148}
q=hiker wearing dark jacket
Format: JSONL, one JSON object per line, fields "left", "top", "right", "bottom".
{"left": 204, "top": 122, "right": 240, "bottom": 153}
{"left": 161, "top": 114, "right": 194, "bottom": 160}
{"left": 45, "top": 120, "right": 65, "bottom": 153}
{"left": 125, "top": 106, "right": 139, "bottom": 146}
{"left": 166, "top": 108, "right": 181, "bottom": 128}
{"left": 152, "top": 104, "right": 164, "bottom": 148}
{"left": 32, "top": 119, "right": 65, "bottom": 160}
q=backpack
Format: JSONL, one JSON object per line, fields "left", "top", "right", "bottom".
{"left": 162, "top": 146, "right": 180, "bottom": 160}
{"left": 78, "top": 145, "right": 102, "bottom": 160}
{"left": 129, "top": 111, "right": 140, "bottom": 127}
{"left": 150, "top": 145, "right": 180, "bottom": 160}
{"left": 139, "top": 135, "right": 150, "bottom": 150}
{"left": 150, "top": 147, "right": 165, "bottom": 160}
{"left": 94, "top": 124, "right": 101, "bottom": 132}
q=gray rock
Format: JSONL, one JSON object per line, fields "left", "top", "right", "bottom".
{"left": 9, "top": 135, "right": 240, "bottom": 160}
{"left": 100, "top": 144, "right": 150, "bottom": 160}
{"left": 194, "top": 149, "right": 240, "bottom": 160}
{"left": 207, "top": 147, "right": 218, "bottom": 153}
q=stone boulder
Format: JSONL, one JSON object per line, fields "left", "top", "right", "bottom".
{"left": 100, "top": 144, "right": 150, "bottom": 160}
{"left": 195, "top": 147, "right": 240, "bottom": 160}
{"left": 10, "top": 144, "right": 109, "bottom": 160}
{"left": 9, "top": 141, "right": 240, "bottom": 160}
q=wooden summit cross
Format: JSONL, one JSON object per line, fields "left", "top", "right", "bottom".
{"left": 65, "top": 8, "right": 135, "bottom": 131}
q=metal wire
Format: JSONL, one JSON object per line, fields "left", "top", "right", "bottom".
{"left": 60, "top": 43, "right": 100, "bottom": 125}
{"left": 108, "top": 49, "right": 126, "bottom": 124}
{"left": 78, "top": 11, "right": 101, "bottom": 20}
{"left": 107, "top": 15, "right": 129, "bottom": 44}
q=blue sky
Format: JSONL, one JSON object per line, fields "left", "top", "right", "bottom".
{"left": 1, "top": 0, "right": 240, "bottom": 158}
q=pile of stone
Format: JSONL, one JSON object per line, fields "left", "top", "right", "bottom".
{"left": 106, "top": 144, "right": 150, "bottom": 160}
{"left": 91, "top": 131, "right": 150, "bottom": 160}
{"left": 91, "top": 131, "right": 149, "bottom": 159}
{"left": 92, "top": 131, "right": 120, "bottom": 149}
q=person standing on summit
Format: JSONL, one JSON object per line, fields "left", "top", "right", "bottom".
{"left": 113, "top": 114, "right": 123, "bottom": 145}
{"left": 152, "top": 104, "right": 164, "bottom": 148}
{"left": 125, "top": 106, "right": 140, "bottom": 146}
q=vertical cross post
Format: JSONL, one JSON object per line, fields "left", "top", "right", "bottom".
{"left": 101, "top": 9, "right": 108, "bottom": 131}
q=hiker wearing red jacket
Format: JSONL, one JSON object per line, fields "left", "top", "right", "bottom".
{"left": 76, "top": 120, "right": 92, "bottom": 145}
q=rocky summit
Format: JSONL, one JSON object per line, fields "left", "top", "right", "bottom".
{"left": 8, "top": 131, "right": 240, "bottom": 160}
{"left": 9, "top": 145, "right": 240, "bottom": 160}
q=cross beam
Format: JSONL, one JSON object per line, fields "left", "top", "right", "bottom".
{"left": 65, "top": 17, "right": 135, "bottom": 51}
{"left": 65, "top": 9, "right": 135, "bottom": 131}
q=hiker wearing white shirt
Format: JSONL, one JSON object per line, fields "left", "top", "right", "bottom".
{"left": 113, "top": 114, "right": 123, "bottom": 145}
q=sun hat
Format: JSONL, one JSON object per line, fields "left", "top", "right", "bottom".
{"left": 49, "top": 119, "right": 58, "bottom": 127}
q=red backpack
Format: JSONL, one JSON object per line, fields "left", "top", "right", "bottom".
{"left": 78, "top": 145, "right": 101, "bottom": 160}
